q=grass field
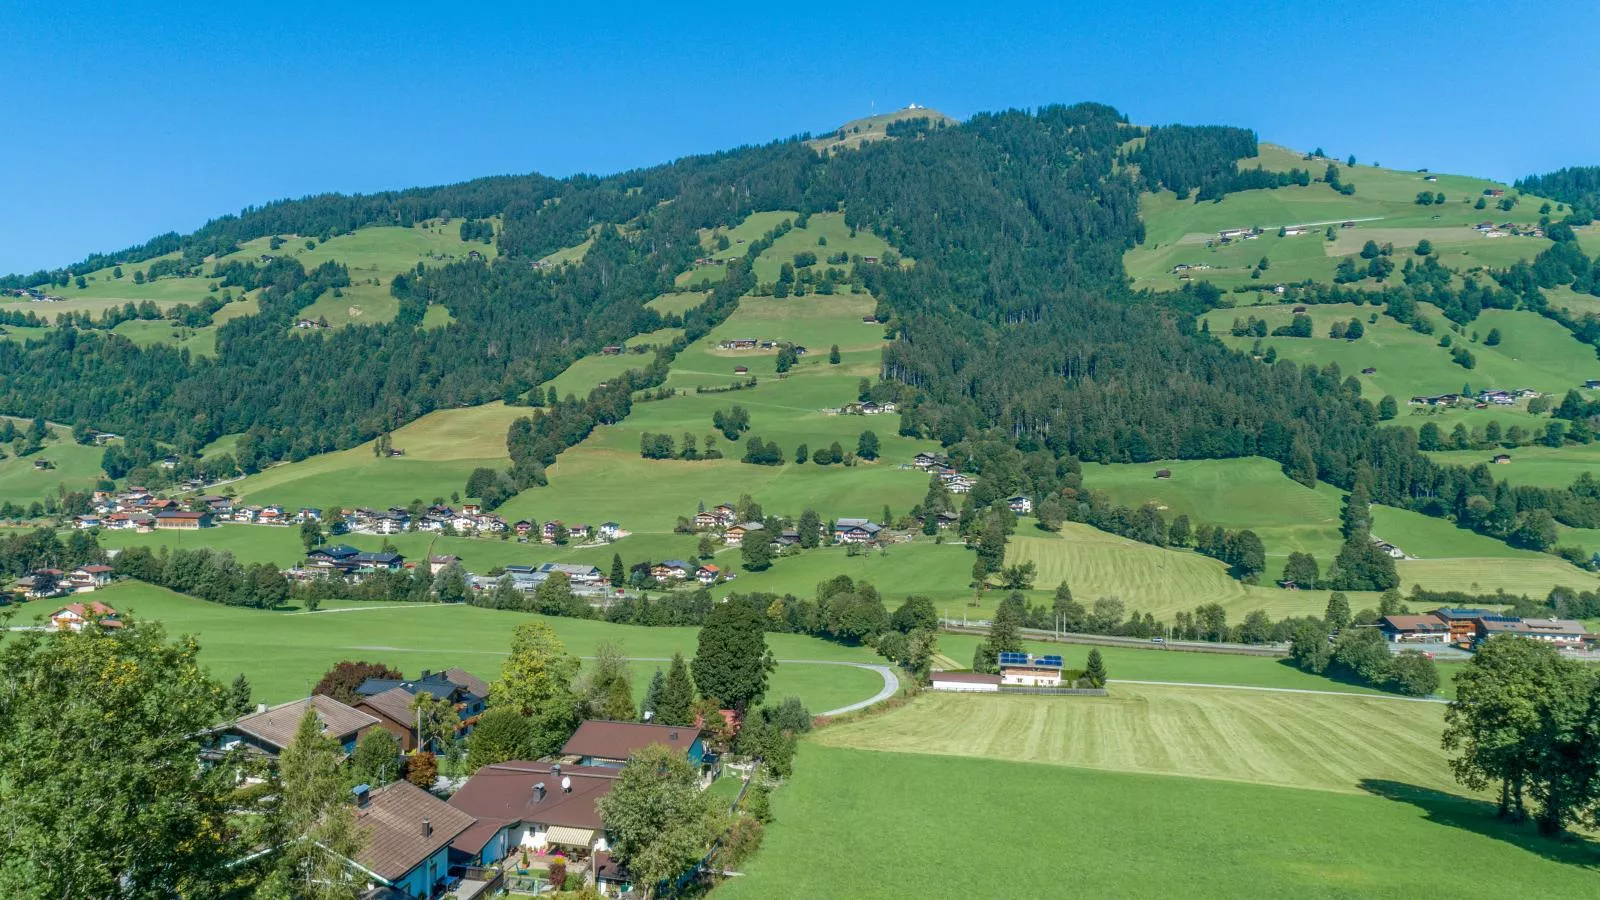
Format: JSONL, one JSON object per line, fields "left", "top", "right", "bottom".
{"left": 1427, "top": 442, "right": 1600, "bottom": 490}
{"left": 539, "top": 328, "right": 684, "bottom": 401}
{"left": 1127, "top": 144, "right": 1558, "bottom": 291}
{"left": 721, "top": 744, "right": 1600, "bottom": 899}
{"left": 224, "top": 402, "right": 526, "bottom": 510}
{"left": 0, "top": 428, "right": 106, "bottom": 506}
{"left": 644, "top": 291, "right": 711, "bottom": 318}
{"left": 61, "top": 581, "right": 884, "bottom": 712}
{"left": 747, "top": 211, "right": 901, "bottom": 284}
{"left": 1199, "top": 302, "right": 1600, "bottom": 403}
{"left": 815, "top": 687, "right": 1452, "bottom": 794}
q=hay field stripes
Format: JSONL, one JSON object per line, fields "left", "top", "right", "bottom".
{"left": 811, "top": 687, "right": 1456, "bottom": 796}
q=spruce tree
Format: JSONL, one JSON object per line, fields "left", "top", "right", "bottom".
{"left": 610, "top": 553, "right": 625, "bottom": 587}
{"left": 642, "top": 669, "right": 665, "bottom": 720}
{"left": 1083, "top": 648, "right": 1107, "bottom": 688}
{"left": 656, "top": 653, "right": 697, "bottom": 725}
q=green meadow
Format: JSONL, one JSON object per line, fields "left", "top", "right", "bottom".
{"left": 644, "top": 290, "right": 711, "bottom": 318}
{"left": 224, "top": 402, "right": 527, "bottom": 510}
{"left": 539, "top": 327, "right": 683, "bottom": 400}
{"left": 64, "top": 581, "right": 884, "bottom": 712}
{"left": 0, "top": 427, "right": 107, "bottom": 506}
{"left": 747, "top": 211, "right": 900, "bottom": 284}
{"left": 1127, "top": 143, "right": 1558, "bottom": 291}
{"left": 1199, "top": 302, "right": 1600, "bottom": 403}
{"left": 724, "top": 730, "right": 1598, "bottom": 898}
{"left": 1427, "top": 441, "right": 1600, "bottom": 490}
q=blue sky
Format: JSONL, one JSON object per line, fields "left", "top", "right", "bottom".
{"left": 4, "top": 0, "right": 1597, "bottom": 274}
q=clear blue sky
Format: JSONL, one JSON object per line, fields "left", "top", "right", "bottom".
{"left": 5, "top": 0, "right": 1597, "bottom": 274}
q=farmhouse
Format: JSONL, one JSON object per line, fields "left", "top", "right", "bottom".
{"left": 723, "top": 522, "right": 764, "bottom": 546}
{"left": 832, "top": 517, "right": 883, "bottom": 544}
{"left": 1493, "top": 454, "right": 1512, "bottom": 464}
{"left": 651, "top": 560, "right": 692, "bottom": 581}
{"left": 348, "top": 781, "right": 477, "bottom": 900}
{"left": 1379, "top": 614, "right": 1450, "bottom": 644}
{"left": 998, "top": 652, "right": 1065, "bottom": 687}
{"left": 560, "top": 720, "right": 706, "bottom": 770}
{"left": 1429, "top": 608, "right": 1497, "bottom": 645}
{"left": 929, "top": 671, "right": 1001, "bottom": 693}
{"left": 68, "top": 564, "right": 113, "bottom": 591}
{"left": 696, "top": 564, "right": 720, "bottom": 584}
{"left": 1006, "top": 495, "right": 1033, "bottom": 514}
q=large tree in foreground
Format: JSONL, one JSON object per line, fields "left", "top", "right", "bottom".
{"left": 692, "top": 595, "right": 774, "bottom": 712}
{"left": 267, "top": 707, "right": 366, "bottom": 899}
{"left": 597, "top": 743, "right": 719, "bottom": 899}
{"left": 0, "top": 620, "right": 240, "bottom": 897}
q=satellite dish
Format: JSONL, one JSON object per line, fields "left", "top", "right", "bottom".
{"left": 561, "top": 776, "right": 572, "bottom": 792}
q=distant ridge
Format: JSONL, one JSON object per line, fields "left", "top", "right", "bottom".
{"left": 806, "top": 105, "right": 956, "bottom": 153}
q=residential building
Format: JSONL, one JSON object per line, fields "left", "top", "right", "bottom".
{"left": 1431, "top": 608, "right": 1496, "bottom": 645}
{"left": 208, "top": 695, "right": 379, "bottom": 761}
{"left": 68, "top": 564, "right": 113, "bottom": 591}
{"left": 696, "top": 564, "right": 720, "bottom": 584}
{"left": 349, "top": 781, "right": 477, "bottom": 900}
{"left": 538, "top": 562, "right": 605, "bottom": 585}
{"left": 998, "top": 652, "right": 1065, "bottom": 687}
{"left": 651, "top": 560, "right": 692, "bottom": 581}
{"left": 352, "top": 669, "right": 488, "bottom": 750}
{"left": 1006, "top": 495, "right": 1033, "bottom": 515}
{"left": 447, "top": 761, "right": 620, "bottom": 870}
{"left": 832, "top": 517, "right": 882, "bottom": 544}
{"left": 598, "top": 521, "right": 622, "bottom": 540}
{"left": 560, "top": 720, "right": 706, "bottom": 769}
{"left": 48, "top": 600, "right": 120, "bottom": 631}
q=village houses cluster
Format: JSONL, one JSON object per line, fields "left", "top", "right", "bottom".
{"left": 1379, "top": 607, "right": 1592, "bottom": 649}
{"left": 199, "top": 662, "right": 729, "bottom": 897}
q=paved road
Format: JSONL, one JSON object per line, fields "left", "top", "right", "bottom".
{"left": 1112, "top": 678, "right": 1448, "bottom": 704}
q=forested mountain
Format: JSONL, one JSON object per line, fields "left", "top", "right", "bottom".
{"left": 1515, "top": 166, "right": 1600, "bottom": 221}
{"left": 5, "top": 103, "right": 1598, "bottom": 555}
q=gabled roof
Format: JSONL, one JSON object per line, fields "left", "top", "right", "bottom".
{"left": 561, "top": 720, "right": 702, "bottom": 761}
{"left": 447, "top": 761, "right": 620, "bottom": 851}
{"left": 228, "top": 695, "right": 377, "bottom": 752}
{"left": 356, "top": 686, "right": 418, "bottom": 724}
{"left": 1380, "top": 614, "right": 1448, "bottom": 633}
{"left": 444, "top": 667, "right": 490, "bottom": 699}
{"left": 353, "top": 781, "right": 477, "bottom": 882}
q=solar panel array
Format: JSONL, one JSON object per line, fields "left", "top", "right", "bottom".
{"left": 1036, "top": 655, "right": 1064, "bottom": 668}
{"left": 997, "top": 652, "right": 1030, "bottom": 667}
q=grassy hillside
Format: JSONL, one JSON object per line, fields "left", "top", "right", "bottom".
{"left": 1427, "top": 442, "right": 1600, "bottom": 489}
{"left": 1198, "top": 302, "right": 1600, "bottom": 402}
{"left": 225, "top": 402, "right": 526, "bottom": 509}
{"left": 1127, "top": 143, "right": 1562, "bottom": 291}
{"left": 0, "top": 428, "right": 105, "bottom": 506}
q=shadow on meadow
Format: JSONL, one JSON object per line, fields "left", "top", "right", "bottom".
{"left": 1360, "top": 779, "right": 1600, "bottom": 869}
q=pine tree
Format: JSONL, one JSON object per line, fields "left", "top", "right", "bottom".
{"left": 603, "top": 676, "right": 637, "bottom": 721}
{"left": 642, "top": 669, "right": 665, "bottom": 720}
{"left": 610, "top": 553, "right": 625, "bottom": 587}
{"left": 1083, "top": 648, "right": 1107, "bottom": 688}
{"left": 656, "top": 653, "right": 697, "bottom": 725}
{"left": 227, "top": 672, "right": 254, "bottom": 716}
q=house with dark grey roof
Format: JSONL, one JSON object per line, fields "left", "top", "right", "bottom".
{"left": 352, "top": 669, "right": 487, "bottom": 750}
{"left": 347, "top": 781, "right": 477, "bottom": 900}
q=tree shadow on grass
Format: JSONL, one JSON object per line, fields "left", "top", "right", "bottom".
{"left": 1360, "top": 780, "right": 1600, "bottom": 869}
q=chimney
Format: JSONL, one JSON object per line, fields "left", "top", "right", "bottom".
{"left": 551, "top": 763, "right": 561, "bottom": 778}
{"left": 255, "top": 703, "right": 268, "bottom": 714}
{"left": 669, "top": 730, "right": 678, "bottom": 741}
{"left": 422, "top": 817, "right": 432, "bottom": 838}
{"left": 352, "top": 784, "right": 371, "bottom": 808}
{"left": 534, "top": 782, "right": 546, "bottom": 801}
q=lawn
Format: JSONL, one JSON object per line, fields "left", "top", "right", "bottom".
{"left": 223, "top": 402, "right": 527, "bottom": 510}
{"left": 719, "top": 744, "right": 1600, "bottom": 899}
{"left": 74, "top": 581, "right": 885, "bottom": 712}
